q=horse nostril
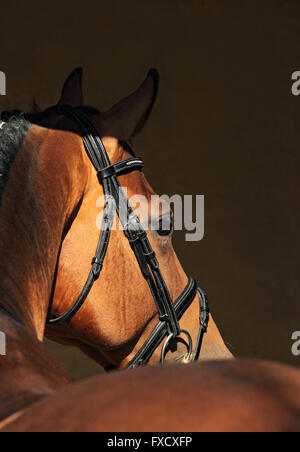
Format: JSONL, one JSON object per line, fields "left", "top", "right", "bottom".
{"left": 157, "top": 215, "right": 173, "bottom": 236}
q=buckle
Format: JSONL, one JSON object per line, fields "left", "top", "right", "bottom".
{"left": 91, "top": 257, "right": 103, "bottom": 279}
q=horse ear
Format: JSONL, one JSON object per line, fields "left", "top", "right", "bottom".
{"left": 58, "top": 67, "right": 83, "bottom": 107}
{"left": 94, "top": 69, "right": 159, "bottom": 140}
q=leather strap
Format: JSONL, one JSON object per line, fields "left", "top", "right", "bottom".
{"left": 97, "top": 158, "right": 144, "bottom": 183}
{"left": 194, "top": 288, "right": 210, "bottom": 361}
{"left": 127, "top": 277, "right": 198, "bottom": 368}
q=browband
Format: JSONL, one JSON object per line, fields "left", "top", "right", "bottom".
{"left": 97, "top": 158, "right": 144, "bottom": 183}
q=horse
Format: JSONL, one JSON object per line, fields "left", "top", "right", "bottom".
{"left": 0, "top": 68, "right": 299, "bottom": 432}
{"left": 2, "top": 358, "right": 300, "bottom": 432}
{"left": 0, "top": 68, "right": 232, "bottom": 370}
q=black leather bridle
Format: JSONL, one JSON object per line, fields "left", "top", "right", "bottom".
{"left": 2, "top": 106, "right": 210, "bottom": 368}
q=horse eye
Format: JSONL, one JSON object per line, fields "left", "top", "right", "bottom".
{"left": 157, "top": 215, "right": 173, "bottom": 236}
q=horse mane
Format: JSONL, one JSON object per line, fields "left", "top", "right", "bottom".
{"left": 0, "top": 105, "right": 99, "bottom": 203}
{"left": 0, "top": 117, "right": 31, "bottom": 203}
{"left": 0, "top": 104, "right": 134, "bottom": 206}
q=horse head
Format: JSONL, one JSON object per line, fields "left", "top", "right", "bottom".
{"left": 0, "top": 68, "right": 232, "bottom": 369}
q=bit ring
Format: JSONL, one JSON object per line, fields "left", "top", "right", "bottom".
{"left": 160, "top": 329, "right": 193, "bottom": 364}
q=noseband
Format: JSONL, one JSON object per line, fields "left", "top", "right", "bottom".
{"left": 2, "top": 107, "right": 209, "bottom": 368}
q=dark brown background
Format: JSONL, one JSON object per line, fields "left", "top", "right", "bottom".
{"left": 1, "top": 0, "right": 300, "bottom": 381}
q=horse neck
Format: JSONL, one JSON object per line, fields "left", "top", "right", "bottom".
{"left": 0, "top": 125, "right": 89, "bottom": 339}
{"left": 0, "top": 125, "right": 88, "bottom": 423}
{"left": 0, "top": 311, "right": 70, "bottom": 424}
